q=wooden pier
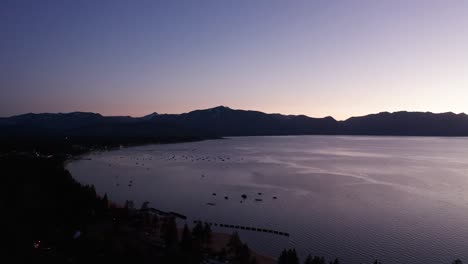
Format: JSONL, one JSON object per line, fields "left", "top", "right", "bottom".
{"left": 193, "top": 220, "right": 290, "bottom": 237}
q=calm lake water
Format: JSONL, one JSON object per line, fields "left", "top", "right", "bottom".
{"left": 67, "top": 136, "right": 468, "bottom": 264}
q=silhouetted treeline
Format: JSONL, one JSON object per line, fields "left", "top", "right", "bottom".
{"left": 2, "top": 154, "right": 132, "bottom": 263}
{"left": 0, "top": 135, "right": 214, "bottom": 156}
{"left": 226, "top": 231, "right": 257, "bottom": 264}
{"left": 1, "top": 136, "right": 214, "bottom": 264}
{"left": 161, "top": 221, "right": 213, "bottom": 264}
{"left": 279, "top": 248, "right": 463, "bottom": 264}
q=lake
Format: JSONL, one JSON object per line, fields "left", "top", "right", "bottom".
{"left": 67, "top": 136, "right": 468, "bottom": 264}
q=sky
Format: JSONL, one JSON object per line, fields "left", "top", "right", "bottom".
{"left": 1, "top": 0, "right": 467, "bottom": 120}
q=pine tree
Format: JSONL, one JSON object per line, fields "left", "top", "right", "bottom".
{"left": 239, "top": 243, "right": 252, "bottom": 264}
{"left": 192, "top": 222, "right": 204, "bottom": 244}
{"left": 163, "top": 217, "right": 179, "bottom": 250}
{"left": 101, "top": 193, "right": 108, "bottom": 210}
{"left": 308, "top": 256, "right": 325, "bottom": 264}
{"left": 279, "top": 248, "right": 299, "bottom": 264}
{"left": 140, "top": 200, "right": 149, "bottom": 210}
{"left": 279, "top": 249, "right": 289, "bottom": 264}
{"left": 227, "top": 231, "right": 242, "bottom": 255}
{"left": 203, "top": 222, "right": 212, "bottom": 245}
{"left": 162, "top": 217, "right": 180, "bottom": 263}
{"left": 191, "top": 222, "right": 204, "bottom": 263}
{"left": 290, "top": 249, "right": 299, "bottom": 264}
{"left": 180, "top": 224, "right": 192, "bottom": 253}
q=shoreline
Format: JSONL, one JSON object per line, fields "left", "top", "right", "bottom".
{"left": 66, "top": 137, "right": 277, "bottom": 264}
{"left": 63, "top": 136, "right": 220, "bottom": 166}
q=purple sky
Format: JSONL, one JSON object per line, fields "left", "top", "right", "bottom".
{"left": 1, "top": 0, "right": 467, "bottom": 120}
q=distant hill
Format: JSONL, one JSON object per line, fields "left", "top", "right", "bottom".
{"left": 341, "top": 111, "right": 468, "bottom": 136}
{"left": 1, "top": 106, "right": 468, "bottom": 137}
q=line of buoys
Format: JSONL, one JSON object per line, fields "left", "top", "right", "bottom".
{"left": 193, "top": 220, "right": 290, "bottom": 237}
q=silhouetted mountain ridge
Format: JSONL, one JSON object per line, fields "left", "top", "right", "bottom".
{"left": 1, "top": 106, "right": 468, "bottom": 137}
{"left": 342, "top": 111, "right": 468, "bottom": 136}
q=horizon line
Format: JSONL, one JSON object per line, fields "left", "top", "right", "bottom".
{"left": 2, "top": 105, "right": 467, "bottom": 121}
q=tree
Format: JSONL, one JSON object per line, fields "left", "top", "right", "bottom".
{"left": 306, "top": 255, "right": 324, "bottom": 264}
{"left": 90, "top": 185, "right": 97, "bottom": 198}
{"left": 373, "top": 260, "right": 382, "bottom": 264}
{"left": 190, "top": 222, "right": 204, "bottom": 263}
{"left": 289, "top": 249, "right": 299, "bottom": 264}
{"left": 140, "top": 201, "right": 149, "bottom": 210}
{"left": 279, "top": 249, "right": 289, "bottom": 264}
{"left": 163, "top": 217, "right": 179, "bottom": 250}
{"left": 304, "top": 254, "right": 313, "bottom": 264}
{"left": 180, "top": 224, "right": 192, "bottom": 253}
{"left": 239, "top": 243, "right": 252, "bottom": 264}
{"left": 279, "top": 248, "right": 299, "bottom": 264}
{"left": 100, "top": 193, "right": 108, "bottom": 212}
{"left": 228, "top": 231, "right": 242, "bottom": 254}
{"left": 203, "top": 222, "right": 212, "bottom": 245}
{"left": 162, "top": 217, "right": 180, "bottom": 263}
{"left": 453, "top": 260, "right": 463, "bottom": 264}
{"left": 192, "top": 222, "right": 203, "bottom": 239}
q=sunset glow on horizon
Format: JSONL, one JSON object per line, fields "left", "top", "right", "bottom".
{"left": 1, "top": 0, "right": 468, "bottom": 120}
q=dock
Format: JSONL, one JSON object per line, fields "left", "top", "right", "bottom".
{"left": 193, "top": 220, "right": 290, "bottom": 237}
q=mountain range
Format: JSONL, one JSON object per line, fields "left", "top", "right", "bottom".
{"left": 1, "top": 106, "right": 468, "bottom": 137}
